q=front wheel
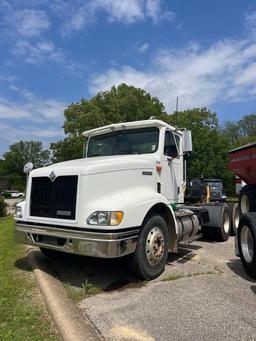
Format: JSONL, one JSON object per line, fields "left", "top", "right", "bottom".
{"left": 129, "top": 214, "right": 169, "bottom": 280}
{"left": 237, "top": 213, "right": 256, "bottom": 278}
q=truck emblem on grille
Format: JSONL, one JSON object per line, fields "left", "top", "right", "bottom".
{"left": 49, "top": 171, "right": 56, "bottom": 182}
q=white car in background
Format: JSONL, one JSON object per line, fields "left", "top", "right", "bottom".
{"left": 2, "top": 190, "right": 25, "bottom": 199}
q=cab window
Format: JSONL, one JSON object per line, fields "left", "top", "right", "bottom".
{"left": 164, "top": 131, "right": 180, "bottom": 158}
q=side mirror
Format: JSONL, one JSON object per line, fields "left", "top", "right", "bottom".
{"left": 183, "top": 130, "right": 192, "bottom": 153}
{"left": 23, "top": 162, "right": 33, "bottom": 174}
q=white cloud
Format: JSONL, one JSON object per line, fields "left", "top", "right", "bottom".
{"left": 0, "top": 123, "right": 62, "bottom": 142}
{"left": 245, "top": 11, "right": 256, "bottom": 36}
{"left": 0, "top": 122, "right": 63, "bottom": 157}
{"left": 145, "top": 0, "right": 175, "bottom": 24}
{"left": 93, "top": 0, "right": 144, "bottom": 24}
{"left": 50, "top": 0, "right": 175, "bottom": 36}
{"left": 89, "top": 12, "right": 256, "bottom": 112}
{"left": 0, "top": 86, "right": 66, "bottom": 122}
{"left": 11, "top": 39, "right": 83, "bottom": 74}
{"left": 0, "top": 86, "right": 66, "bottom": 156}
{"left": 138, "top": 42, "right": 150, "bottom": 53}
{"left": 0, "top": 74, "right": 17, "bottom": 82}
{"left": 5, "top": 8, "right": 50, "bottom": 37}
{"left": 12, "top": 39, "right": 55, "bottom": 64}
{"left": 0, "top": 3, "right": 83, "bottom": 73}
{"left": 0, "top": 98, "right": 32, "bottom": 119}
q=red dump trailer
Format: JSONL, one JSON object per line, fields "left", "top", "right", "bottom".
{"left": 228, "top": 143, "right": 256, "bottom": 278}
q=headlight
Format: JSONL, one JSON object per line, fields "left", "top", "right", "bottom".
{"left": 15, "top": 206, "right": 23, "bottom": 219}
{"left": 87, "top": 211, "right": 123, "bottom": 226}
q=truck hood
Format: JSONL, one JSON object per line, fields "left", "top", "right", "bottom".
{"left": 30, "top": 155, "right": 156, "bottom": 177}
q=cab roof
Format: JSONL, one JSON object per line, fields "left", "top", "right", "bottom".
{"left": 82, "top": 119, "right": 176, "bottom": 138}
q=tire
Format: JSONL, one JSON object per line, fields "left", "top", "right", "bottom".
{"left": 40, "top": 247, "right": 61, "bottom": 259}
{"left": 230, "top": 203, "right": 240, "bottom": 236}
{"left": 129, "top": 214, "right": 169, "bottom": 280}
{"left": 239, "top": 185, "right": 256, "bottom": 214}
{"left": 211, "top": 205, "right": 231, "bottom": 242}
{"left": 237, "top": 213, "right": 256, "bottom": 278}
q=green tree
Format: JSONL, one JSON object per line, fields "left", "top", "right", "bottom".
{"left": 51, "top": 84, "right": 167, "bottom": 161}
{"left": 51, "top": 136, "right": 84, "bottom": 163}
{"left": 167, "top": 108, "right": 234, "bottom": 194}
{"left": 0, "top": 196, "right": 7, "bottom": 217}
{"left": 2, "top": 141, "right": 50, "bottom": 190}
{"left": 221, "top": 120, "right": 241, "bottom": 147}
{"left": 222, "top": 114, "right": 256, "bottom": 149}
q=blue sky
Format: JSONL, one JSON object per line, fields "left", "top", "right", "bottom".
{"left": 0, "top": 0, "right": 256, "bottom": 157}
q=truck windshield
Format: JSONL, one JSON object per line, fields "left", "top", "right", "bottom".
{"left": 87, "top": 127, "right": 159, "bottom": 157}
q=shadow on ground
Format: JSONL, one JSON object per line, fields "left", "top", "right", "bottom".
{"left": 15, "top": 249, "right": 141, "bottom": 291}
{"left": 226, "top": 258, "right": 256, "bottom": 282}
{"left": 251, "top": 286, "right": 256, "bottom": 295}
{"left": 15, "top": 242, "right": 205, "bottom": 293}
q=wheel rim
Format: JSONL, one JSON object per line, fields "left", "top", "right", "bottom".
{"left": 234, "top": 208, "right": 240, "bottom": 230}
{"left": 146, "top": 226, "right": 165, "bottom": 266}
{"left": 241, "top": 225, "right": 254, "bottom": 263}
{"left": 223, "top": 210, "right": 230, "bottom": 233}
{"left": 241, "top": 195, "right": 250, "bottom": 214}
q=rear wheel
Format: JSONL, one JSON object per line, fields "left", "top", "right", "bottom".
{"left": 211, "top": 205, "right": 231, "bottom": 241}
{"left": 237, "top": 213, "right": 256, "bottom": 278}
{"left": 239, "top": 185, "right": 256, "bottom": 214}
{"left": 130, "top": 214, "right": 169, "bottom": 280}
{"left": 231, "top": 203, "right": 240, "bottom": 236}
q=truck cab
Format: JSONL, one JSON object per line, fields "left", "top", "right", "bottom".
{"left": 14, "top": 119, "right": 229, "bottom": 280}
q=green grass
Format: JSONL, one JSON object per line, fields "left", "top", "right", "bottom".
{"left": 162, "top": 270, "right": 218, "bottom": 282}
{"left": 64, "top": 280, "right": 102, "bottom": 302}
{"left": 0, "top": 216, "right": 59, "bottom": 341}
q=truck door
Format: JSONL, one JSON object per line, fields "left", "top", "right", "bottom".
{"left": 162, "top": 130, "right": 183, "bottom": 203}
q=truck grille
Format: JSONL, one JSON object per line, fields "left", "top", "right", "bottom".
{"left": 30, "top": 176, "right": 78, "bottom": 220}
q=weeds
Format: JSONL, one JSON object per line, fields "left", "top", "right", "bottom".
{"left": 162, "top": 270, "right": 218, "bottom": 282}
{"left": 64, "top": 280, "right": 102, "bottom": 302}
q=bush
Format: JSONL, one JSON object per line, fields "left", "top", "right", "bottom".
{"left": 0, "top": 196, "right": 7, "bottom": 217}
{"left": 2, "top": 191, "right": 11, "bottom": 199}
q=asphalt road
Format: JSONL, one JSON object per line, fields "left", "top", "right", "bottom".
{"left": 49, "top": 237, "right": 256, "bottom": 341}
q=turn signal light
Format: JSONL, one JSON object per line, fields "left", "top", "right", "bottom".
{"left": 156, "top": 164, "right": 162, "bottom": 172}
{"left": 110, "top": 211, "right": 124, "bottom": 226}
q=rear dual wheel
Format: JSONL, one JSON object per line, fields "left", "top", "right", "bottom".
{"left": 237, "top": 213, "right": 256, "bottom": 278}
{"left": 130, "top": 215, "right": 169, "bottom": 280}
{"left": 239, "top": 185, "right": 256, "bottom": 214}
{"left": 210, "top": 205, "right": 231, "bottom": 242}
{"left": 230, "top": 203, "right": 240, "bottom": 236}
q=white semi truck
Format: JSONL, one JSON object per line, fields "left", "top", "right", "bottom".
{"left": 14, "top": 119, "right": 231, "bottom": 280}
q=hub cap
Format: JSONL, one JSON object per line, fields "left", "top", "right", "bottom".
{"left": 241, "top": 225, "right": 254, "bottom": 263}
{"left": 223, "top": 211, "right": 230, "bottom": 233}
{"left": 146, "top": 227, "right": 165, "bottom": 266}
{"left": 234, "top": 209, "right": 240, "bottom": 230}
{"left": 241, "top": 195, "right": 250, "bottom": 214}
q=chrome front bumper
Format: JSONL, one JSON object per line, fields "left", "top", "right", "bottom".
{"left": 14, "top": 222, "right": 139, "bottom": 258}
